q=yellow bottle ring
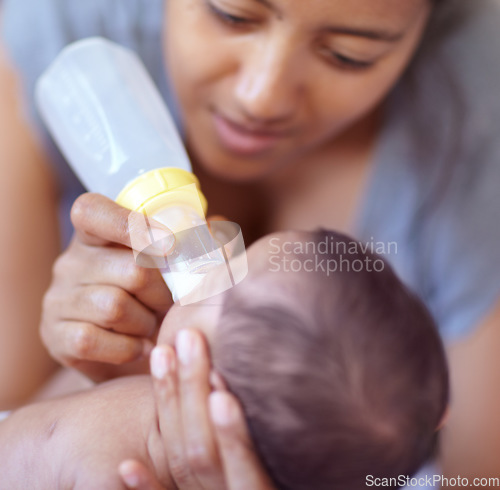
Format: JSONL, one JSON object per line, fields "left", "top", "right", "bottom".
{"left": 116, "top": 167, "right": 208, "bottom": 218}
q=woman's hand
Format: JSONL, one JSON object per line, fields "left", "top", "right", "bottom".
{"left": 119, "top": 330, "right": 277, "bottom": 490}
{"left": 40, "top": 193, "right": 175, "bottom": 382}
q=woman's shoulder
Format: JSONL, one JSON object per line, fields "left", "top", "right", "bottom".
{"left": 362, "top": 0, "right": 500, "bottom": 341}
{"left": 408, "top": 0, "right": 500, "bottom": 121}
{"left": 398, "top": 0, "right": 500, "bottom": 210}
{"left": 381, "top": 0, "right": 500, "bottom": 219}
{"left": 2, "top": 0, "right": 165, "bottom": 39}
{"left": 1, "top": 0, "right": 165, "bottom": 92}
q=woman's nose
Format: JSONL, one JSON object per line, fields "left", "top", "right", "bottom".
{"left": 234, "top": 39, "right": 301, "bottom": 125}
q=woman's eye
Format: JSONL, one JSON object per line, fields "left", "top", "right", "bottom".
{"left": 331, "top": 53, "right": 374, "bottom": 71}
{"left": 208, "top": 2, "right": 253, "bottom": 26}
{"left": 318, "top": 45, "right": 375, "bottom": 71}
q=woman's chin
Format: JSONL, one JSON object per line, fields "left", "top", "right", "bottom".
{"left": 190, "top": 145, "right": 279, "bottom": 183}
{"left": 208, "top": 162, "right": 272, "bottom": 182}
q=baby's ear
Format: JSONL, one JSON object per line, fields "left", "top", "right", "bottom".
{"left": 436, "top": 406, "right": 450, "bottom": 432}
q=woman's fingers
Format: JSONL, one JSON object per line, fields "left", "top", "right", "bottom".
{"left": 150, "top": 331, "right": 226, "bottom": 490}
{"left": 54, "top": 242, "right": 172, "bottom": 313}
{"left": 150, "top": 344, "right": 202, "bottom": 490}
{"left": 71, "top": 193, "right": 142, "bottom": 248}
{"left": 149, "top": 334, "right": 275, "bottom": 490}
{"left": 42, "top": 320, "right": 152, "bottom": 368}
{"left": 41, "top": 279, "right": 159, "bottom": 372}
{"left": 209, "top": 391, "right": 277, "bottom": 490}
{"left": 176, "top": 330, "right": 225, "bottom": 488}
{"left": 71, "top": 192, "right": 175, "bottom": 254}
{"left": 119, "top": 460, "right": 165, "bottom": 490}
{"left": 39, "top": 193, "right": 176, "bottom": 381}
{"left": 56, "top": 285, "right": 157, "bottom": 337}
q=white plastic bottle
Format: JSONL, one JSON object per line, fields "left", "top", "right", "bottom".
{"left": 36, "top": 37, "right": 226, "bottom": 303}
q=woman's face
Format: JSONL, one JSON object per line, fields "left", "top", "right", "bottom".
{"left": 164, "top": 0, "right": 431, "bottom": 181}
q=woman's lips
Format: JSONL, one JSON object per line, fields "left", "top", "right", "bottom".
{"left": 212, "top": 113, "right": 290, "bottom": 156}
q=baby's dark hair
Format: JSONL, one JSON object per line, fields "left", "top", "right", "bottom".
{"left": 212, "top": 230, "right": 449, "bottom": 490}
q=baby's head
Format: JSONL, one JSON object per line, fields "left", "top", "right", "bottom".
{"left": 161, "top": 229, "right": 449, "bottom": 489}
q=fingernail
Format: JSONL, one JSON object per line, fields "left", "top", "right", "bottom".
{"left": 176, "top": 329, "right": 199, "bottom": 366}
{"left": 149, "top": 226, "right": 175, "bottom": 255}
{"left": 150, "top": 346, "right": 169, "bottom": 379}
{"left": 209, "top": 392, "right": 236, "bottom": 427}
{"left": 119, "top": 461, "right": 139, "bottom": 488}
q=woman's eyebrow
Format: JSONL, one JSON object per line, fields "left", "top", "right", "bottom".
{"left": 252, "top": 0, "right": 280, "bottom": 14}
{"left": 324, "top": 25, "right": 405, "bottom": 42}
{"left": 250, "top": 0, "right": 404, "bottom": 43}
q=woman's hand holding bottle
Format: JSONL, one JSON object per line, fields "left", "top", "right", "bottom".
{"left": 40, "top": 193, "right": 175, "bottom": 382}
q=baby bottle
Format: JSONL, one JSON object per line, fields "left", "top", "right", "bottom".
{"left": 35, "top": 37, "right": 227, "bottom": 303}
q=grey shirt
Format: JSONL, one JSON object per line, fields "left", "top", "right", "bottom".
{"left": 3, "top": 0, "right": 500, "bottom": 342}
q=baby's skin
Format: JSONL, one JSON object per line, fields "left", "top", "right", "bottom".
{"left": 0, "top": 375, "right": 170, "bottom": 489}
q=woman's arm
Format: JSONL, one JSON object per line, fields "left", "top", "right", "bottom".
{"left": 0, "top": 35, "right": 60, "bottom": 409}
{"left": 441, "top": 297, "right": 500, "bottom": 478}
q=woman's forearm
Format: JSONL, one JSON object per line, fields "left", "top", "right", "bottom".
{"left": 442, "top": 298, "right": 500, "bottom": 477}
{"left": 0, "top": 38, "right": 61, "bottom": 410}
